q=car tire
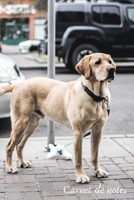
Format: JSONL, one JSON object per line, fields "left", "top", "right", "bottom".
{"left": 71, "top": 44, "right": 99, "bottom": 70}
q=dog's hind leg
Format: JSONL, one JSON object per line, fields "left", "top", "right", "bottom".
{"left": 16, "top": 113, "right": 41, "bottom": 168}
{"left": 6, "top": 116, "right": 30, "bottom": 173}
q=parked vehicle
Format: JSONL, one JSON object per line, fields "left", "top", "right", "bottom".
{"left": 45, "top": 0, "right": 134, "bottom": 70}
{"left": 0, "top": 43, "right": 2, "bottom": 53}
{"left": 0, "top": 53, "right": 25, "bottom": 118}
{"left": 19, "top": 40, "right": 41, "bottom": 53}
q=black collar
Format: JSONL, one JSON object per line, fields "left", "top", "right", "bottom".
{"left": 81, "top": 82, "right": 108, "bottom": 103}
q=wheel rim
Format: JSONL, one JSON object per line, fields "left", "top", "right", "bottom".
{"left": 77, "top": 49, "right": 94, "bottom": 63}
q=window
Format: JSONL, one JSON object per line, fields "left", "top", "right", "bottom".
{"left": 101, "top": 6, "right": 121, "bottom": 25}
{"left": 127, "top": 8, "right": 134, "bottom": 24}
{"left": 34, "top": 19, "right": 46, "bottom": 40}
{"left": 92, "top": 6, "right": 121, "bottom": 25}
{"left": 57, "top": 5, "right": 85, "bottom": 22}
{"left": 92, "top": 6, "right": 101, "bottom": 23}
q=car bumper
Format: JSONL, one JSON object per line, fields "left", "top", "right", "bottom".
{"left": 19, "top": 46, "right": 30, "bottom": 53}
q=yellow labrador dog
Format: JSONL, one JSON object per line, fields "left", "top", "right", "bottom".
{"left": 0, "top": 53, "right": 116, "bottom": 183}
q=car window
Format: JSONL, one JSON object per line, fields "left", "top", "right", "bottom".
{"left": 92, "top": 5, "right": 121, "bottom": 25}
{"left": 92, "top": 6, "right": 101, "bottom": 24}
{"left": 101, "top": 6, "right": 121, "bottom": 25}
{"left": 127, "top": 8, "right": 134, "bottom": 24}
{"left": 57, "top": 5, "right": 85, "bottom": 22}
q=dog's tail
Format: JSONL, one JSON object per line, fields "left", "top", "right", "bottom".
{"left": 0, "top": 84, "right": 16, "bottom": 96}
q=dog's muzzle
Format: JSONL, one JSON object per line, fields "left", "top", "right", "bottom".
{"left": 107, "top": 67, "right": 115, "bottom": 81}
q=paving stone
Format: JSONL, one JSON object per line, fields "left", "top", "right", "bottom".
{"left": 33, "top": 163, "right": 58, "bottom": 168}
{"left": 124, "top": 157, "right": 134, "bottom": 163}
{"left": 70, "top": 180, "right": 100, "bottom": 187}
{"left": 126, "top": 171, "right": 134, "bottom": 178}
{"left": 0, "top": 184, "right": 4, "bottom": 192}
{"left": 113, "top": 192, "right": 134, "bottom": 199}
{"left": 101, "top": 174, "right": 129, "bottom": 180}
{"left": 36, "top": 174, "right": 65, "bottom": 179}
{"left": 120, "top": 165, "right": 134, "bottom": 171}
{"left": 5, "top": 175, "right": 20, "bottom": 183}
{"left": 0, "top": 169, "right": 5, "bottom": 176}
{"left": 48, "top": 167, "right": 63, "bottom": 174}
{"left": 108, "top": 171, "right": 125, "bottom": 175}
{"left": 0, "top": 162, "right": 4, "bottom": 169}
{"left": 6, "top": 183, "right": 37, "bottom": 188}
{"left": 25, "top": 192, "right": 41, "bottom": 200}
{"left": 126, "top": 188, "right": 134, "bottom": 193}
{"left": 20, "top": 175, "right": 36, "bottom": 183}
{"left": 78, "top": 191, "right": 97, "bottom": 200}
{"left": 58, "top": 160, "right": 73, "bottom": 166}
{"left": 18, "top": 168, "right": 34, "bottom": 175}
{"left": 63, "top": 169, "right": 75, "bottom": 174}
{"left": 0, "top": 176, "right": 4, "bottom": 184}
{"left": 67, "top": 174, "right": 76, "bottom": 181}
{"left": 7, "top": 192, "right": 23, "bottom": 200}
{"left": 98, "top": 158, "right": 111, "bottom": 161}
{"left": 120, "top": 179, "right": 134, "bottom": 188}
{"left": 43, "top": 196, "right": 77, "bottom": 200}
{"left": 39, "top": 182, "right": 55, "bottom": 191}
{"left": 42, "top": 191, "right": 75, "bottom": 196}
{"left": 38, "top": 177, "right": 67, "bottom": 182}
{"left": 103, "top": 164, "right": 121, "bottom": 172}
{"left": 93, "top": 188, "right": 115, "bottom": 199}
{"left": 57, "top": 166, "right": 74, "bottom": 170}
{"left": 103, "top": 180, "right": 122, "bottom": 189}
{"left": 118, "top": 163, "right": 134, "bottom": 167}
{"left": 34, "top": 168, "right": 48, "bottom": 174}
{"left": 111, "top": 158, "right": 127, "bottom": 164}
{"left": 32, "top": 159, "right": 57, "bottom": 164}
{"left": 54, "top": 181, "right": 70, "bottom": 190}
{"left": 77, "top": 190, "right": 96, "bottom": 200}
{"left": 0, "top": 193, "right": 4, "bottom": 198}
{"left": 6, "top": 186, "right": 39, "bottom": 192}
{"left": 98, "top": 161, "right": 114, "bottom": 165}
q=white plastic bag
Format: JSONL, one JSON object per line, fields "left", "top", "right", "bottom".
{"left": 47, "top": 144, "right": 72, "bottom": 160}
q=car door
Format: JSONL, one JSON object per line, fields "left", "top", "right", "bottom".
{"left": 91, "top": 4, "right": 125, "bottom": 59}
{"left": 125, "top": 6, "right": 134, "bottom": 58}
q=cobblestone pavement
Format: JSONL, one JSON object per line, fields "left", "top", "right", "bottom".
{"left": 0, "top": 135, "right": 134, "bottom": 200}
{"left": 0, "top": 157, "right": 134, "bottom": 200}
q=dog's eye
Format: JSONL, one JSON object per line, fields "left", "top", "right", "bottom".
{"left": 109, "top": 60, "right": 112, "bottom": 64}
{"left": 95, "top": 60, "right": 101, "bottom": 65}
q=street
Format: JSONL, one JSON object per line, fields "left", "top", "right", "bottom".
{"left": 0, "top": 58, "right": 134, "bottom": 138}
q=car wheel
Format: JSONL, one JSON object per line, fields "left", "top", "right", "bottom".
{"left": 71, "top": 44, "right": 99, "bottom": 70}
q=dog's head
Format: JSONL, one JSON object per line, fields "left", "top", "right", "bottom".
{"left": 75, "top": 53, "right": 116, "bottom": 82}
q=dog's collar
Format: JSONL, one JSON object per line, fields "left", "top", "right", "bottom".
{"left": 81, "top": 82, "right": 109, "bottom": 103}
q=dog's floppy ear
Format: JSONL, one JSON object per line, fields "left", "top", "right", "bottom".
{"left": 75, "top": 55, "right": 91, "bottom": 79}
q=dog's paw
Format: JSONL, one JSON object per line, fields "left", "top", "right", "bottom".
{"left": 94, "top": 168, "right": 108, "bottom": 178}
{"left": 20, "top": 161, "right": 32, "bottom": 168}
{"left": 76, "top": 173, "right": 90, "bottom": 183}
{"left": 6, "top": 165, "right": 18, "bottom": 173}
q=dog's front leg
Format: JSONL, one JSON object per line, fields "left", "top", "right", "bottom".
{"left": 90, "top": 122, "right": 108, "bottom": 178}
{"left": 73, "top": 130, "right": 90, "bottom": 183}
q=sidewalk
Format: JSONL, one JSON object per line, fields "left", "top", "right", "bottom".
{"left": 0, "top": 135, "right": 134, "bottom": 200}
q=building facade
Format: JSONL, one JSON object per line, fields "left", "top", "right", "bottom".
{"left": 0, "top": 0, "right": 47, "bottom": 45}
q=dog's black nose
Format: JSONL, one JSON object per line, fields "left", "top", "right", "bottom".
{"left": 108, "top": 68, "right": 115, "bottom": 80}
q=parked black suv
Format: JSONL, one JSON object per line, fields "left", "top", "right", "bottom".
{"left": 45, "top": 1, "right": 134, "bottom": 70}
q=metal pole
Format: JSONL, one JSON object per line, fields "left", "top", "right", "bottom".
{"left": 47, "top": 0, "right": 55, "bottom": 146}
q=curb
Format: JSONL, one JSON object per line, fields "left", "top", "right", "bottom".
{"left": 0, "top": 134, "right": 133, "bottom": 141}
